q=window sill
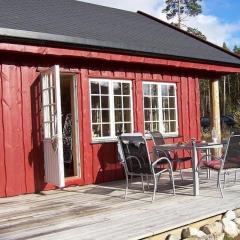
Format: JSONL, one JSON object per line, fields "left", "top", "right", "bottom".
{"left": 91, "top": 138, "right": 118, "bottom": 144}
{"left": 145, "top": 133, "right": 181, "bottom": 140}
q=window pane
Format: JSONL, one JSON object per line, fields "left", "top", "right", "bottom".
{"left": 101, "top": 96, "right": 109, "bottom": 108}
{"left": 124, "top": 110, "right": 131, "bottom": 122}
{"left": 169, "top": 97, "right": 175, "bottom": 108}
{"left": 153, "top": 122, "right": 159, "bottom": 131}
{"left": 143, "top": 84, "right": 150, "bottom": 95}
{"left": 91, "top": 82, "right": 99, "bottom": 94}
{"left": 124, "top": 123, "right": 132, "bottom": 133}
{"left": 102, "top": 110, "right": 110, "bottom": 122}
{"left": 123, "top": 96, "right": 130, "bottom": 108}
{"left": 170, "top": 122, "right": 176, "bottom": 132}
{"left": 152, "top": 110, "right": 159, "bottom": 121}
{"left": 163, "top": 110, "right": 169, "bottom": 120}
{"left": 92, "top": 124, "right": 101, "bottom": 137}
{"left": 115, "top": 110, "right": 122, "bottom": 122}
{"left": 92, "top": 110, "right": 101, "bottom": 123}
{"left": 113, "top": 82, "right": 121, "bottom": 95}
{"left": 151, "top": 84, "right": 158, "bottom": 96}
{"left": 145, "top": 122, "right": 151, "bottom": 132}
{"left": 115, "top": 123, "right": 123, "bottom": 135}
{"left": 161, "top": 85, "right": 168, "bottom": 96}
{"left": 152, "top": 97, "right": 158, "bottom": 108}
{"left": 170, "top": 110, "right": 176, "bottom": 120}
{"left": 144, "top": 97, "right": 151, "bottom": 108}
{"left": 164, "top": 122, "right": 169, "bottom": 132}
{"left": 168, "top": 85, "right": 175, "bottom": 96}
{"left": 102, "top": 124, "right": 110, "bottom": 136}
{"left": 100, "top": 82, "right": 109, "bottom": 94}
{"left": 91, "top": 96, "right": 100, "bottom": 108}
{"left": 114, "top": 96, "right": 122, "bottom": 108}
{"left": 122, "top": 83, "right": 130, "bottom": 95}
{"left": 162, "top": 97, "right": 168, "bottom": 108}
{"left": 144, "top": 110, "right": 151, "bottom": 121}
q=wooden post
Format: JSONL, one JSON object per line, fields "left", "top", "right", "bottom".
{"left": 210, "top": 79, "right": 221, "bottom": 153}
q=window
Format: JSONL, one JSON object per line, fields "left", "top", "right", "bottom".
{"left": 143, "top": 82, "right": 178, "bottom": 135}
{"left": 90, "top": 78, "right": 133, "bottom": 139}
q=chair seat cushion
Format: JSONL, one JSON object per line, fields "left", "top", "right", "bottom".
{"left": 178, "top": 156, "right": 192, "bottom": 161}
{"left": 203, "top": 160, "right": 221, "bottom": 170}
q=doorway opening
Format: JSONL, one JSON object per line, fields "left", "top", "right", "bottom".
{"left": 60, "top": 74, "right": 80, "bottom": 178}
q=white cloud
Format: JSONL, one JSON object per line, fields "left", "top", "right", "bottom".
{"left": 81, "top": 0, "right": 240, "bottom": 48}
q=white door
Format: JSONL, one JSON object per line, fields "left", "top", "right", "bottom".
{"left": 41, "top": 65, "right": 65, "bottom": 188}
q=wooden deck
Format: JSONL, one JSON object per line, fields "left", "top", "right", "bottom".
{"left": 1, "top": 171, "right": 240, "bottom": 240}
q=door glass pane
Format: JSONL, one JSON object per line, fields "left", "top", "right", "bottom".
{"left": 153, "top": 122, "right": 159, "bottom": 131}
{"left": 145, "top": 122, "right": 151, "bottom": 132}
{"left": 163, "top": 110, "right": 169, "bottom": 120}
{"left": 161, "top": 85, "right": 168, "bottom": 96}
{"left": 164, "top": 122, "right": 169, "bottom": 132}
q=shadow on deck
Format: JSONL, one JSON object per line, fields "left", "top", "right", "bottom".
{"left": 0, "top": 171, "right": 240, "bottom": 240}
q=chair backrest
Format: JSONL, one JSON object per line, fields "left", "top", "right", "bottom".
{"left": 118, "top": 133, "right": 152, "bottom": 174}
{"left": 223, "top": 135, "right": 240, "bottom": 169}
{"left": 149, "top": 131, "right": 171, "bottom": 159}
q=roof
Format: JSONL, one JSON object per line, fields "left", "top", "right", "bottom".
{"left": 0, "top": 0, "right": 240, "bottom": 67}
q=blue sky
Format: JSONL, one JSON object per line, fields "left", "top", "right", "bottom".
{"left": 81, "top": 0, "right": 240, "bottom": 49}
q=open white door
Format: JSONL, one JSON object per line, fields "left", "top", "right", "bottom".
{"left": 41, "top": 65, "right": 65, "bottom": 188}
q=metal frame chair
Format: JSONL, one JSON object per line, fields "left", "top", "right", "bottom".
{"left": 117, "top": 133, "right": 175, "bottom": 201}
{"left": 149, "top": 131, "right": 192, "bottom": 181}
{"left": 198, "top": 135, "right": 240, "bottom": 198}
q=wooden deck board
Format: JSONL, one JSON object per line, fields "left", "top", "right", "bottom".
{"left": 0, "top": 172, "right": 240, "bottom": 240}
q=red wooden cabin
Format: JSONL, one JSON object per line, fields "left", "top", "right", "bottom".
{"left": 0, "top": 0, "right": 240, "bottom": 197}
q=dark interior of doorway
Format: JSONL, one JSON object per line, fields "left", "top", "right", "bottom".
{"left": 60, "top": 75, "right": 77, "bottom": 178}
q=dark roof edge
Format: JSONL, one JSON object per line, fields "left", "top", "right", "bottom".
{"left": 1, "top": 27, "right": 240, "bottom": 68}
{"left": 137, "top": 11, "right": 240, "bottom": 62}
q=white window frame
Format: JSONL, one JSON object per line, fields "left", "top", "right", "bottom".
{"left": 89, "top": 78, "right": 134, "bottom": 141}
{"left": 143, "top": 81, "right": 179, "bottom": 137}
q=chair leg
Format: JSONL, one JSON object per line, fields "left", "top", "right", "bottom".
{"left": 152, "top": 175, "right": 157, "bottom": 202}
{"left": 217, "top": 171, "right": 224, "bottom": 198}
{"left": 169, "top": 169, "right": 176, "bottom": 195}
{"left": 179, "top": 169, "right": 184, "bottom": 182}
{"left": 235, "top": 171, "right": 237, "bottom": 183}
{"left": 125, "top": 175, "right": 129, "bottom": 200}
{"left": 141, "top": 175, "right": 145, "bottom": 193}
{"left": 223, "top": 172, "right": 227, "bottom": 189}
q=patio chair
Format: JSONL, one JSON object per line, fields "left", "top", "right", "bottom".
{"left": 149, "top": 131, "right": 192, "bottom": 181}
{"left": 117, "top": 133, "right": 175, "bottom": 201}
{"left": 198, "top": 135, "right": 240, "bottom": 198}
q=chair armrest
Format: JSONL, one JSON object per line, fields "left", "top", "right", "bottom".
{"left": 152, "top": 157, "right": 172, "bottom": 168}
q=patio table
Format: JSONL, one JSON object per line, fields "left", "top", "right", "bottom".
{"left": 155, "top": 140, "right": 224, "bottom": 196}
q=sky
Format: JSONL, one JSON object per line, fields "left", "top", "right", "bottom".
{"left": 80, "top": 0, "right": 240, "bottom": 50}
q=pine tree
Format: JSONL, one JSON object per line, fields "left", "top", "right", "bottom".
{"left": 162, "top": 0, "right": 202, "bottom": 28}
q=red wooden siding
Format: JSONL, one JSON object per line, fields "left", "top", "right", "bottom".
{"left": 0, "top": 53, "right": 201, "bottom": 197}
